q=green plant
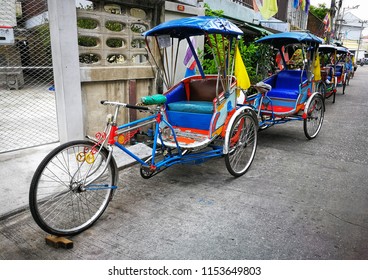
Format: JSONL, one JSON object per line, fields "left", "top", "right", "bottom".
{"left": 239, "top": 39, "right": 275, "bottom": 83}
{"left": 77, "top": 18, "right": 98, "bottom": 29}
{"left": 203, "top": 3, "right": 224, "bottom": 17}
{"left": 310, "top": 3, "right": 329, "bottom": 21}
{"left": 200, "top": 4, "right": 274, "bottom": 84}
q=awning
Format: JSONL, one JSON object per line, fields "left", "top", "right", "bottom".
{"left": 242, "top": 22, "right": 274, "bottom": 35}
{"left": 230, "top": 20, "right": 278, "bottom": 36}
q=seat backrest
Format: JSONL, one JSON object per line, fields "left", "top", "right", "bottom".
{"left": 164, "top": 82, "right": 186, "bottom": 103}
{"left": 264, "top": 74, "right": 277, "bottom": 88}
{"left": 335, "top": 64, "right": 343, "bottom": 72}
{"left": 275, "top": 70, "right": 307, "bottom": 90}
{"left": 189, "top": 78, "right": 224, "bottom": 101}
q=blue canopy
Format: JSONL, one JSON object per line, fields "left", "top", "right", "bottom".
{"left": 319, "top": 44, "right": 337, "bottom": 53}
{"left": 336, "top": 46, "right": 349, "bottom": 54}
{"left": 256, "top": 32, "right": 323, "bottom": 48}
{"left": 143, "top": 16, "right": 243, "bottom": 39}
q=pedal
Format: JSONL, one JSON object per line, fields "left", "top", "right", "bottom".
{"left": 45, "top": 235, "right": 73, "bottom": 249}
{"left": 141, "top": 164, "right": 156, "bottom": 173}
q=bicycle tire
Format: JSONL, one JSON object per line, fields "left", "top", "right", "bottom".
{"left": 317, "top": 82, "right": 327, "bottom": 105}
{"left": 29, "top": 140, "right": 117, "bottom": 236}
{"left": 225, "top": 112, "right": 258, "bottom": 177}
{"left": 303, "top": 95, "right": 325, "bottom": 140}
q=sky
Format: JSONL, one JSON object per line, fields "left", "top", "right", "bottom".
{"left": 311, "top": 0, "right": 368, "bottom": 34}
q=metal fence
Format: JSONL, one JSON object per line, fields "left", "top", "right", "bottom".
{"left": 0, "top": 0, "right": 58, "bottom": 153}
{"left": 232, "top": 0, "right": 253, "bottom": 8}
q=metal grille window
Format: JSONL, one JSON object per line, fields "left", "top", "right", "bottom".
{"left": 0, "top": 0, "right": 58, "bottom": 153}
{"left": 77, "top": 3, "right": 151, "bottom": 67}
{"left": 232, "top": 0, "right": 254, "bottom": 8}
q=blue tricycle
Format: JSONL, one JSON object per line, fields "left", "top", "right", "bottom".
{"left": 29, "top": 16, "right": 259, "bottom": 236}
{"left": 245, "top": 32, "right": 325, "bottom": 139}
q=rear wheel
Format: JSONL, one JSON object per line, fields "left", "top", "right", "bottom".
{"left": 303, "top": 95, "right": 325, "bottom": 140}
{"left": 225, "top": 112, "right": 257, "bottom": 177}
{"left": 318, "top": 82, "right": 327, "bottom": 105}
{"left": 29, "top": 140, "right": 117, "bottom": 236}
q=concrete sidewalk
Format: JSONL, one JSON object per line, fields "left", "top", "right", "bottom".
{"left": 0, "top": 142, "right": 152, "bottom": 219}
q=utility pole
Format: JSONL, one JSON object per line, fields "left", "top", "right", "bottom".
{"left": 356, "top": 20, "right": 368, "bottom": 62}
{"left": 326, "top": 0, "right": 337, "bottom": 44}
{"left": 332, "top": 0, "right": 342, "bottom": 41}
{"left": 336, "top": 5, "right": 360, "bottom": 41}
{"left": 326, "top": 0, "right": 336, "bottom": 44}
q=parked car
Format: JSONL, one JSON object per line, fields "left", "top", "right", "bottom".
{"left": 359, "top": 58, "right": 368, "bottom": 66}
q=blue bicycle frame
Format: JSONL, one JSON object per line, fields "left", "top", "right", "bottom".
{"left": 108, "top": 107, "right": 224, "bottom": 176}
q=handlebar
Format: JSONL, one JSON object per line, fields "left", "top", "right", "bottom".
{"left": 100, "top": 100, "right": 150, "bottom": 111}
{"left": 251, "top": 82, "right": 272, "bottom": 94}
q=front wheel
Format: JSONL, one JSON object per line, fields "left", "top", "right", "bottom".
{"left": 224, "top": 112, "right": 258, "bottom": 177}
{"left": 303, "top": 95, "right": 325, "bottom": 140}
{"left": 29, "top": 140, "right": 117, "bottom": 236}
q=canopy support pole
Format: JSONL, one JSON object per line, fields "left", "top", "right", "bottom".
{"left": 186, "top": 37, "right": 205, "bottom": 78}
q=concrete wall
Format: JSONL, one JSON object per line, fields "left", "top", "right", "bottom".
{"left": 78, "top": 1, "right": 204, "bottom": 136}
{"left": 83, "top": 79, "right": 153, "bottom": 134}
{"left": 204, "top": 0, "right": 260, "bottom": 23}
{"left": 0, "top": 0, "right": 17, "bottom": 27}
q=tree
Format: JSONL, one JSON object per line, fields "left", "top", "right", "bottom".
{"left": 310, "top": 3, "right": 329, "bottom": 21}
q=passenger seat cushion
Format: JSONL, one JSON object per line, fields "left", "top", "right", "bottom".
{"left": 266, "top": 89, "right": 299, "bottom": 99}
{"left": 275, "top": 70, "right": 307, "bottom": 89}
{"left": 264, "top": 70, "right": 307, "bottom": 100}
{"left": 335, "top": 65, "right": 343, "bottom": 77}
{"left": 167, "top": 101, "right": 213, "bottom": 114}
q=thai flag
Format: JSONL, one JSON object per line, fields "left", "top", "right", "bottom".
{"left": 323, "top": 13, "right": 331, "bottom": 32}
{"left": 183, "top": 37, "right": 197, "bottom": 77}
{"left": 294, "top": 0, "right": 299, "bottom": 9}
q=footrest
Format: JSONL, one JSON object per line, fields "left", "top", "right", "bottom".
{"left": 161, "top": 127, "right": 211, "bottom": 149}
{"left": 263, "top": 105, "right": 295, "bottom": 114}
{"left": 261, "top": 104, "right": 304, "bottom": 116}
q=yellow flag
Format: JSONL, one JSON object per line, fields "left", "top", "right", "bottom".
{"left": 301, "top": 0, "right": 306, "bottom": 10}
{"left": 235, "top": 45, "right": 250, "bottom": 91}
{"left": 314, "top": 52, "right": 321, "bottom": 81}
{"left": 259, "top": 0, "right": 278, "bottom": 20}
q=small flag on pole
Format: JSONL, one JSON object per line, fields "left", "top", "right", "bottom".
{"left": 259, "top": 0, "right": 278, "bottom": 19}
{"left": 183, "top": 37, "right": 197, "bottom": 77}
{"left": 294, "top": 0, "right": 299, "bottom": 9}
{"left": 323, "top": 13, "right": 331, "bottom": 33}
{"left": 235, "top": 45, "right": 251, "bottom": 91}
{"left": 314, "top": 53, "right": 321, "bottom": 81}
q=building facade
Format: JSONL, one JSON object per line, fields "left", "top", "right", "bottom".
{"left": 336, "top": 12, "right": 367, "bottom": 61}
{"left": 1, "top": 0, "right": 310, "bottom": 151}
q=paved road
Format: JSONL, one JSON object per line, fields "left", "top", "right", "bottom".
{"left": 0, "top": 67, "right": 367, "bottom": 260}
